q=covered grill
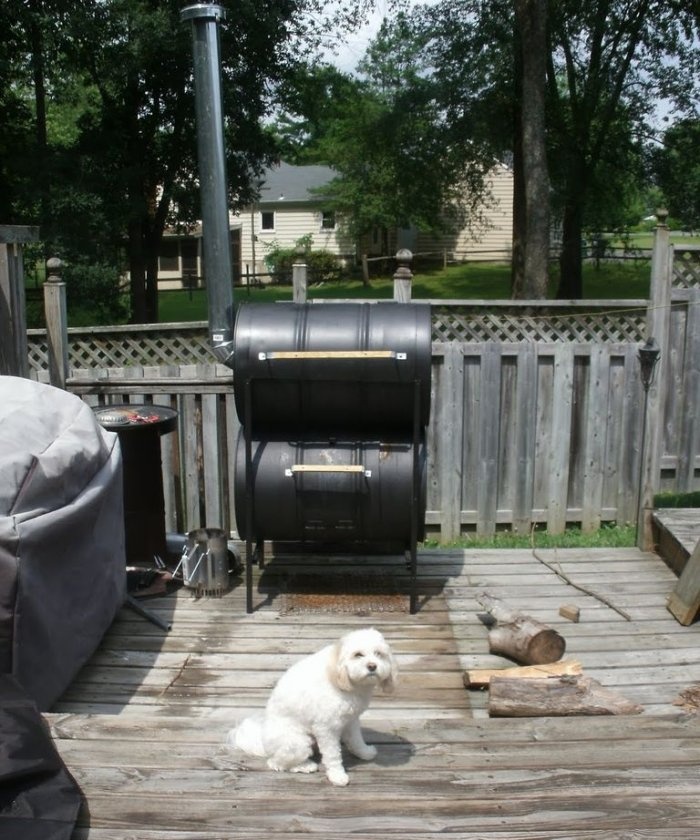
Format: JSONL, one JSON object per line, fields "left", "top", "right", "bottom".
{"left": 182, "top": 5, "right": 432, "bottom": 612}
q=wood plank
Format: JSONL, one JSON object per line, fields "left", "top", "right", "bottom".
{"left": 581, "top": 345, "right": 609, "bottom": 531}
{"left": 477, "top": 341, "right": 501, "bottom": 536}
{"left": 464, "top": 660, "right": 583, "bottom": 687}
{"left": 666, "top": 537, "right": 700, "bottom": 624}
{"left": 548, "top": 344, "right": 574, "bottom": 533}
{"left": 512, "top": 342, "right": 538, "bottom": 533}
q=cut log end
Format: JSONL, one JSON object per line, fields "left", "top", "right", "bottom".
{"left": 488, "top": 622, "right": 566, "bottom": 665}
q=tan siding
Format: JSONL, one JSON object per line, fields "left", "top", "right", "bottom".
{"left": 236, "top": 203, "right": 355, "bottom": 276}
{"left": 413, "top": 165, "right": 514, "bottom": 261}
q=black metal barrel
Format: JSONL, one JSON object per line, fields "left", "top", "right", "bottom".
{"left": 234, "top": 433, "right": 427, "bottom": 545}
{"left": 233, "top": 301, "right": 432, "bottom": 434}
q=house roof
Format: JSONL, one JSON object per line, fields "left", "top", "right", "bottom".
{"left": 257, "top": 162, "right": 336, "bottom": 204}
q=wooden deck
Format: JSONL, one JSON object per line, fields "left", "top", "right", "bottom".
{"left": 47, "top": 547, "right": 700, "bottom": 839}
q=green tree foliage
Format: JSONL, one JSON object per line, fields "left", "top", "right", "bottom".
{"left": 397, "top": 0, "right": 699, "bottom": 298}
{"left": 272, "top": 14, "right": 494, "bottom": 247}
{"left": 652, "top": 119, "right": 700, "bottom": 231}
{"left": 2, "top": 0, "right": 329, "bottom": 323}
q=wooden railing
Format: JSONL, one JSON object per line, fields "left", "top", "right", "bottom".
{"left": 20, "top": 230, "right": 700, "bottom": 544}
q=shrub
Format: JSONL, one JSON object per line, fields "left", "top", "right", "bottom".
{"left": 64, "top": 259, "right": 129, "bottom": 326}
{"left": 264, "top": 243, "right": 341, "bottom": 285}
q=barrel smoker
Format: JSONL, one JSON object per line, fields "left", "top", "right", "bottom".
{"left": 181, "top": 5, "right": 432, "bottom": 612}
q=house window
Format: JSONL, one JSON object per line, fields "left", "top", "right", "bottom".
{"left": 321, "top": 210, "right": 336, "bottom": 230}
{"left": 260, "top": 211, "right": 275, "bottom": 231}
{"left": 159, "top": 240, "right": 179, "bottom": 272}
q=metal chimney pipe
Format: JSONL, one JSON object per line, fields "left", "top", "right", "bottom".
{"left": 181, "top": 4, "right": 235, "bottom": 366}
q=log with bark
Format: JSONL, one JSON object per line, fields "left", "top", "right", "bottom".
{"left": 477, "top": 593, "right": 566, "bottom": 665}
{"left": 488, "top": 674, "right": 644, "bottom": 717}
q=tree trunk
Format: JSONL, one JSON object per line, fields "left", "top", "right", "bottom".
{"left": 557, "top": 195, "right": 585, "bottom": 298}
{"left": 514, "top": 0, "right": 550, "bottom": 299}
{"left": 128, "top": 221, "right": 147, "bottom": 324}
{"left": 146, "top": 253, "right": 159, "bottom": 323}
{"left": 29, "top": 2, "right": 49, "bottom": 250}
{"left": 510, "top": 18, "right": 525, "bottom": 298}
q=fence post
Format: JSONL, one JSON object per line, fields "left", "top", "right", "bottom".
{"left": 637, "top": 210, "right": 672, "bottom": 549}
{"left": 292, "top": 252, "right": 307, "bottom": 303}
{"left": 393, "top": 248, "right": 413, "bottom": 302}
{"left": 44, "top": 256, "right": 69, "bottom": 389}
{"left": 361, "top": 253, "right": 369, "bottom": 286}
{"left": 0, "top": 225, "right": 38, "bottom": 378}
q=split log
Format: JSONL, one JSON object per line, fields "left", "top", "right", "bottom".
{"left": 488, "top": 675, "right": 643, "bottom": 717}
{"left": 463, "top": 659, "right": 582, "bottom": 689}
{"left": 477, "top": 593, "right": 566, "bottom": 665}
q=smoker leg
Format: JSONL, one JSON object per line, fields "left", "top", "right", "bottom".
{"left": 245, "top": 535, "right": 253, "bottom": 614}
{"left": 408, "top": 546, "right": 418, "bottom": 615}
{"left": 244, "top": 378, "right": 254, "bottom": 614}
{"left": 409, "top": 378, "right": 420, "bottom": 615}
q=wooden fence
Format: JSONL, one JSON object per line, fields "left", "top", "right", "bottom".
{"left": 18, "top": 229, "right": 700, "bottom": 542}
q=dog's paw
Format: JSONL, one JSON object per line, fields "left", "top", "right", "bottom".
{"left": 326, "top": 767, "right": 349, "bottom": 786}
{"left": 355, "top": 744, "right": 377, "bottom": 761}
{"left": 290, "top": 760, "right": 319, "bottom": 774}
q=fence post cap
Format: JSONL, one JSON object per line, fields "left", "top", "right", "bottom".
{"left": 45, "top": 257, "right": 64, "bottom": 282}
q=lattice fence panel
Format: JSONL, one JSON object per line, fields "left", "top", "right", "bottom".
{"left": 28, "top": 308, "right": 650, "bottom": 375}
{"left": 28, "top": 323, "right": 212, "bottom": 373}
{"left": 672, "top": 246, "right": 700, "bottom": 289}
{"left": 431, "top": 306, "right": 646, "bottom": 343}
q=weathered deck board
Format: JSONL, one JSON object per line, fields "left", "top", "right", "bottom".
{"left": 46, "top": 548, "right": 700, "bottom": 839}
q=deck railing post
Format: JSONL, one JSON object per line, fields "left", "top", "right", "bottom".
{"left": 292, "top": 251, "right": 307, "bottom": 303}
{"left": 0, "top": 225, "right": 38, "bottom": 378}
{"left": 44, "top": 256, "right": 69, "bottom": 389}
{"left": 637, "top": 210, "right": 672, "bottom": 550}
{"left": 393, "top": 249, "right": 413, "bottom": 302}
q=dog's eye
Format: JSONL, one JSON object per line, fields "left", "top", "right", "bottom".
{"left": 353, "top": 651, "right": 364, "bottom": 658}
{"left": 374, "top": 649, "right": 385, "bottom": 658}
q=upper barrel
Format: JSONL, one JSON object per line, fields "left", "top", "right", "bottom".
{"left": 232, "top": 301, "right": 432, "bottom": 435}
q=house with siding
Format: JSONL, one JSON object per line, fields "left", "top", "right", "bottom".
{"left": 156, "top": 161, "right": 514, "bottom": 289}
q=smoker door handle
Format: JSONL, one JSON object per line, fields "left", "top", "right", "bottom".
{"left": 258, "top": 350, "right": 406, "bottom": 361}
{"left": 285, "top": 464, "right": 372, "bottom": 478}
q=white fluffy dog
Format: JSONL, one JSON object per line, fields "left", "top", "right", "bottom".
{"left": 229, "top": 627, "right": 396, "bottom": 786}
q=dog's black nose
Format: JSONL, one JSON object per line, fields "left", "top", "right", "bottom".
{"left": 367, "top": 662, "right": 377, "bottom": 672}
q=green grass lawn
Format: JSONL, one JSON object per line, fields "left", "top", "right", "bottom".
{"left": 423, "top": 523, "right": 637, "bottom": 549}
{"left": 158, "top": 259, "right": 653, "bottom": 323}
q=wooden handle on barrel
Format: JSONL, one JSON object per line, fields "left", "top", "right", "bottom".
{"left": 285, "top": 464, "right": 372, "bottom": 477}
{"left": 258, "top": 350, "right": 406, "bottom": 361}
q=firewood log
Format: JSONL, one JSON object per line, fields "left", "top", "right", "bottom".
{"left": 488, "top": 675, "right": 643, "bottom": 717}
{"left": 477, "top": 593, "right": 566, "bottom": 665}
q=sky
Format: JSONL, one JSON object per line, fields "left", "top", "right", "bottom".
{"left": 321, "top": 5, "right": 389, "bottom": 73}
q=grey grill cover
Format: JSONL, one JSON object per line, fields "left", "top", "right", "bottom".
{"left": 0, "top": 376, "right": 126, "bottom": 710}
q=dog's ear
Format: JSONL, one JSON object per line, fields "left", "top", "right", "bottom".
{"left": 327, "top": 640, "right": 353, "bottom": 692}
{"left": 381, "top": 649, "right": 398, "bottom": 694}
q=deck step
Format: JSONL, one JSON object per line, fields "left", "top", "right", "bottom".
{"left": 652, "top": 507, "right": 700, "bottom": 576}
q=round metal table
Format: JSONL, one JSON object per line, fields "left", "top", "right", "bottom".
{"left": 94, "top": 404, "right": 178, "bottom": 567}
